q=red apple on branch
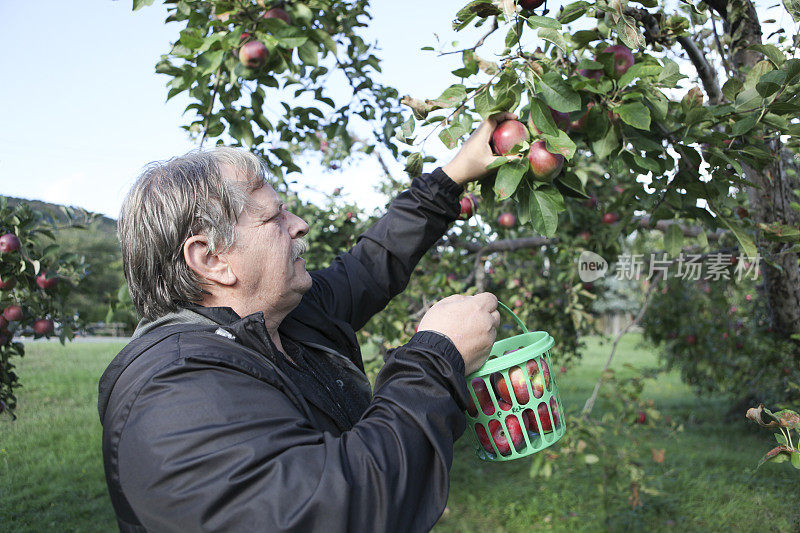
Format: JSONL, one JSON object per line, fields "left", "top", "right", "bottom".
{"left": 0, "top": 234, "right": 21, "bottom": 253}
{"left": 601, "top": 212, "right": 619, "bottom": 224}
{"left": 637, "top": 411, "right": 647, "bottom": 424}
{"left": 528, "top": 140, "right": 564, "bottom": 182}
{"left": 577, "top": 68, "right": 603, "bottom": 80}
{"left": 3, "top": 305, "right": 22, "bottom": 322}
{"left": 459, "top": 194, "right": 478, "bottom": 218}
{"left": 263, "top": 7, "right": 291, "bottom": 23}
{"left": 239, "top": 41, "right": 269, "bottom": 68}
{"left": 33, "top": 319, "right": 54, "bottom": 336}
{"left": 498, "top": 212, "right": 516, "bottom": 228}
{"left": 0, "top": 274, "right": 16, "bottom": 290}
{"left": 491, "top": 120, "right": 529, "bottom": 156}
{"left": 518, "top": 0, "right": 545, "bottom": 9}
{"left": 36, "top": 273, "right": 59, "bottom": 290}
{"left": 599, "top": 44, "right": 635, "bottom": 78}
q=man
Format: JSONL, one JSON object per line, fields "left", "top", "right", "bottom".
{"left": 99, "top": 113, "right": 514, "bottom": 532}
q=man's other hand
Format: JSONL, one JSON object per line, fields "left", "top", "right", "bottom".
{"left": 441, "top": 112, "right": 517, "bottom": 186}
{"left": 417, "top": 293, "right": 500, "bottom": 375}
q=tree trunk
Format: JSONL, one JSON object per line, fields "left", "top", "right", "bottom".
{"left": 711, "top": 0, "right": 800, "bottom": 339}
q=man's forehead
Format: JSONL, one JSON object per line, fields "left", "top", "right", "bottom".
{"left": 218, "top": 162, "right": 280, "bottom": 208}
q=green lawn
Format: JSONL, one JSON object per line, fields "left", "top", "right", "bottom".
{"left": 1, "top": 336, "right": 797, "bottom": 532}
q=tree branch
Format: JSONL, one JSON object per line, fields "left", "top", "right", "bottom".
{"left": 676, "top": 34, "right": 723, "bottom": 104}
{"left": 581, "top": 270, "right": 663, "bottom": 419}
{"left": 624, "top": 6, "right": 722, "bottom": 104}
{"left": 439, "top": 17, "right": 499, "bottom": 56}
{"left": 441, "top": 216, "right": 724, "bottom": 255}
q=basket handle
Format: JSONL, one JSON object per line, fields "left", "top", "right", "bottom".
{"left": 497, "top": 301, "right": 529, "bottom": 334}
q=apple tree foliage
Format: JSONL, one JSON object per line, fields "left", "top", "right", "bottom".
{"left": 746, "top": 403, "right": 800, "bottom": 472}
{"left": 0, "top": 199, "right": 96, "bottom": 417}
{"left": 396, "top": 0, "right": 800, "bottom": 405}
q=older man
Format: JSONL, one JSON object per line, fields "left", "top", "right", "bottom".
{"left": 98, "top": 114, "right": 512, "bottom": 532}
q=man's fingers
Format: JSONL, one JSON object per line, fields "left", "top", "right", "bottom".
{"left": 488, "top": 112, "right": 517, "bottom": 126}
{"left": 474, "top": 292, "right": 499, "bottom": 311}
{"left": 491, "top": 310, "right": 501, "bottom": 328}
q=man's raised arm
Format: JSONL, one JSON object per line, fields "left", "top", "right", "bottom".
{"left": 306, "top": 113, "right": 516, "bottom": 331}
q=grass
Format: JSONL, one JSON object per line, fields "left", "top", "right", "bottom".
{"left": 1, "top": 335, "right": 797, "bottom": 532}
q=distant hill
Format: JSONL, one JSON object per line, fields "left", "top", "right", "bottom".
{"left": 2, "top": 196, "right": 117, "bottom": 234}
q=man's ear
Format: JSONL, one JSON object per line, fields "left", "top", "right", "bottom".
{"left": 183, "top": 235, "right": 237, "bottom": 286}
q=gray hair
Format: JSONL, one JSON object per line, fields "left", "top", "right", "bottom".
{"left": 118, "top": 147, "right": 268, "bottom": 320}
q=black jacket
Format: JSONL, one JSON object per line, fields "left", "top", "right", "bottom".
{"left": 98, "top": 169, "right": 473, "bottom": 532}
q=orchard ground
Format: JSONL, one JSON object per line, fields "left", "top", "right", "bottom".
{"left": 1, "top": 335, "right": 797, "bottom": 532}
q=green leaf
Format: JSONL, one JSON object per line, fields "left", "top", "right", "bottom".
{"left": 792, "top": 450, "right": 800, "bottom": 469}
{"left": 558, "top": 1, "right": 591, "bottom": 24}
{"left": 618, "top": 63, "right": 662, "bottom": 87}
{"left": 197, "top": 50, "right": 225, "bottom": 76}
{"left": 179, "top": 29, "right": 204, "bottom": 50}
{"left": 731, "top": 112, "right": 759, "bottom": 136}
{"left": 756, "top": 70, "right": 787, "bottom": 97}
{"left": 132, "top": 0, "right": 155, "bottom": 11}
{"left": 617, "top": 102, "right": 651, "bottom": 130}
{"left": 591, "top": 126, "right": 619, "bottom": 160}
{"left": 722, "top": 78, "right": 743, "bottom": 101}
{"left": 748, "top": 44, "right": 786, "bottom": 66}
{"left": 526, "top": 16, "right": 562, "bottom": 29}
{"left": 430, "top": 84, "right": 467, "bottom": 108}
{"left": 401, "top": 116, "right": 415, "bottom": 138}
{"left": 538, "top": 28, "right": 567, "bottom": 53}
{"left": 705, "top": 147, "right": 743, "bottom": 175}
{"left": 554, "top": 172, "right": 589, "bottom": 198}
{"left": 297, "top": 40, "right": 318, "bottom": 66}
{"left": 505, "top": 25, "right": 520, "bottom": 49}
{"left": 657, "top": 59, "right": 687, "bottom": 86}
{"left": 486, "top": 156, "right": 510, "bottom": 170}
{"left": 529, "top": 186, "right": 565, "bottom": 237}
{"left": 529, "top": 98, "right": 560, "bottom": 136}
{"left": 786, "top": 59, "right": 800, "bottom": 84}
{"left": 405, "top": 152, "right": 423, "bottom": 178}
{"left": 494, "top": 159, "right": 529, "bottom": 200}
{"left": 543, "top": 129, "right": 577, "bottom": 160}
{"left": 718, "top": 217, "right": 757, "bottom": 261}
{"left": 536, "top": 72, "right": 581, "bottom": 113}
{"left": 785, "top": 0, "right": 800, "bottom": 21}
{"left": 664, "top": 224, "right": 683, "bottom": 257}
{"left": 439, "top": 124, "right": 468, "bottom": 149}
{"left": 616, "top": 15, "right": 645, "bottom": 50}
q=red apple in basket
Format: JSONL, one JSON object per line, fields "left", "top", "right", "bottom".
{"left": 472, "top": 377, "right": 495, "bottom": 416}
{"left": 489, "top": 416, "right": 524, "bottom": 455}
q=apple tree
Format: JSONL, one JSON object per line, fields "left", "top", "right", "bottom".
{"left": 139, "top": 0, "right": 800, "bottom": 406}
{"left": 0, "top": 199, "right": 96, "bottom": 417}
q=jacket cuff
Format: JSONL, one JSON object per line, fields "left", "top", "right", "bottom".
{"left": 427, "top": 167, "right": 465, "bottom": 205}
{"left": 409, "top": 330, "right": 465, "bottom": 377}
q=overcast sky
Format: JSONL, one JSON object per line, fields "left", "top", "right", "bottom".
{"left": 0, "top": 1, "right": 787, "bottom": 218}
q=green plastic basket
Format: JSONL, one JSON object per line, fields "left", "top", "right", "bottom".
{"left": 465, "top": 302, "right": 566, "bottom": 461}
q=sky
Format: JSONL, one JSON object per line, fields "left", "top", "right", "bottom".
{"left": 0, "top": 1, "right": 787, "bottom": 219}
{"left": 0, "top": 1, "right": 480, "bottom": 218}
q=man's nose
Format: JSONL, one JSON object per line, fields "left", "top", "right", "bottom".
{"left": 288, "top": 212, "right": 309, "bottom": 239}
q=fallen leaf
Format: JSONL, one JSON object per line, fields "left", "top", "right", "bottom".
{"left": 651, "top": 448, "right": 665, "bottom": 463}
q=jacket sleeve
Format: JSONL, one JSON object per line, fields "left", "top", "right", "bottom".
{"left": 117, "top": 331, "right": 471, "bottom": 533}
{"left": 306, "top": 167, "right": 463, "bottom": 332}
